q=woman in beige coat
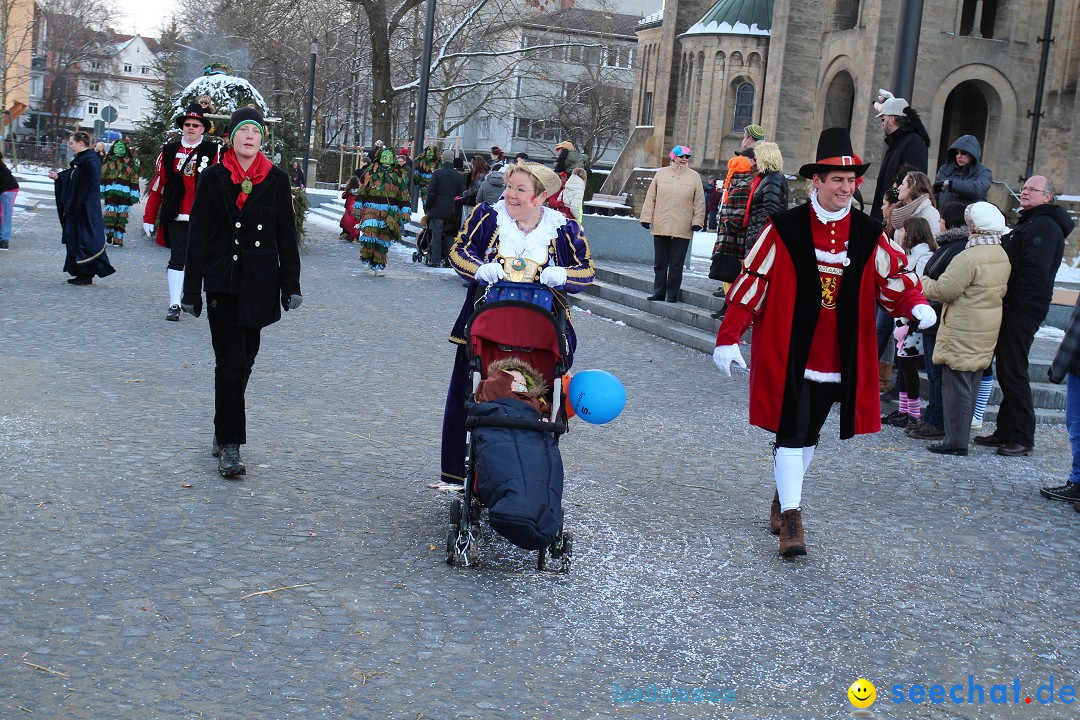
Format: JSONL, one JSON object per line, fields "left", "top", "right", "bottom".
{"left": 639, "top": 145, "right": 706, "bottom": 303}
{"left": 919, "top": 202, "right": 1011, "bottom": 455}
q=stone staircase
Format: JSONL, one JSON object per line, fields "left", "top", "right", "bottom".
{"left": 572, "top": 262, "right": 1068, "bottom": 425}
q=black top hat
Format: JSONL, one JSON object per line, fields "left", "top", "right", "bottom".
{"left": 798, "top": 127, "right": 871, "bottom": 179}
{"left": 175, "top": 104, "right": 212, "bottom": 132}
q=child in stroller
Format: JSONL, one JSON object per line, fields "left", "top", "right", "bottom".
{"left": 445, "top": 284, "right": 573, "bottom": 571}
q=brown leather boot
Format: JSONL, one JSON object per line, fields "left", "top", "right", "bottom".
{"left": 778, "top": 509, "right": 806, "bottom": 557}
{"left": 878, "top": 361, "right": 894, "bottom": 393}
{"left": 769, "top": 491, "right": 781, "bottom": 535}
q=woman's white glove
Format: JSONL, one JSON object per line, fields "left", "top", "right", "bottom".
{"left": 911, "top": 304, "right": 937, "bottom": 330}
{"left": 713, "top": 344, "right": 747, "bottom": 377}
{"left": 474, "top": 261, "right": 507, "bottom": 285}
{"left": 143, "top": 223, "right": 155, "bottom": 237}
{"left": 539, "top": 266, "right": 567, "bottom": 288}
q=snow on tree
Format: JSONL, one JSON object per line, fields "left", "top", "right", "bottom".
{"left": 171, "top": 63, "right": 270, "bottom": 118}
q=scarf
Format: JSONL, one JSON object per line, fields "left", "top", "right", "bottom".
{"left": 809, "top": 190, "right": 850, "bottom": 223}
{"left": 889, "top": 193, "right": 930, "bottom": 229}
{"left": 966, "top": 233, "right": 1002, "bottom": 248}
{"left": 221, "top": 148, "right": 272, "bottom": 211}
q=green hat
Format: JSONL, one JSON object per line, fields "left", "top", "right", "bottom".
{"left": 744, "top": 124, "right": 765, "bottom": 141}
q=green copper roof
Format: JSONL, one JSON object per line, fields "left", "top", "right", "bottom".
{"left": 685, "top": 0, "right": 774, "bottom": 36}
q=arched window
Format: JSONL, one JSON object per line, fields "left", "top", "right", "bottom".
{"left": 833, "top": 0, "right": 859, "bottom": 30}
{"left": 731, "top": 81, "right": 754, "bottom": 132}
{"left": 823, "top": 71, "right": 855, "bottom": 131}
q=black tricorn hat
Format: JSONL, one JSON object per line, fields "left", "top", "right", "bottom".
{"left": 175, "top": 104, "right": 211, "bottom": 132}
{"left": 798, "top": 127, "right": 871, "bottom": 179}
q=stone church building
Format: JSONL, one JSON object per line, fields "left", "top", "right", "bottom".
{"left": 605, "top": 0, "right": 1080, "bottom": 207}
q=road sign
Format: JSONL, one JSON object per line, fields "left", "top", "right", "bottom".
{"left": 100, "top": 105, "right": 118, "bottom": 123}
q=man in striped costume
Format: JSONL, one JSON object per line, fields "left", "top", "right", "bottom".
{"left": 712, "top": 128, "right": 936, "bottom": 558}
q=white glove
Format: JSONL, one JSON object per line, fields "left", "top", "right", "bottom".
{"left": 143, "top": 223, "right": 155, "bottom": 237}
{"left": 539, "top": 266, "right": 567, "bottom": 288}
{"left": 474, "top": 261, "right": 507, "bottom": 285}
{"left": 713, "top": 344, "right": 747, "bottom": 377}
{"left": 911, "top": 304, "right": 937, "bottom": 330}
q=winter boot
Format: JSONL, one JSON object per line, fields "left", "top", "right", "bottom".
{"left": 211, "top": 435, "right": 220, "bottom": 458}
{"left": 770, "top": 490, "right": 782, "bottom": 535}
{"left": 778, "top": 509, "right": 806, "bottom": 557}
{"left": 878, "top": 361, "right": 894, "bottom": 393}
{"left": 218, "top": 444, "right": 246, "bottom": 477}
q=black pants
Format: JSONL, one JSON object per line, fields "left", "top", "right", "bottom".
{"left": 428, "top": 216, "right": 450, "bottom": 265}
{"left": 994, "top": 312, "right": 1040, "bottom": 446}
{"left": 776, "top": 380, "right": 839, "bottom": 448}
{"left": 896, "top": 354, "right": 921, "bottom": 398}
{"left": 167, "top": 220, "right": 189, "bottom": 271}
{"left": 652, "top": 235, "right": 691, "bottom": 300}
{"left": 207, "top": 293, "right": 262, "bottom": 446}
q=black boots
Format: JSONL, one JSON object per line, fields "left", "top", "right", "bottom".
{"left": 218, "top": 444, "right": 246, "bottom": 477}
{"left": 167, "top": 305, "right": 181, "bottom": 321}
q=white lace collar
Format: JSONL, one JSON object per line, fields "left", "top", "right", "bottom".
{"left": 180, "top": 137, "right": 201, "bottom": 149}
{"left": 809, "top": 190, "right": 851, "bottom": 223}
{"left": 493, "top": 200, "right": 566, "bottom": 262}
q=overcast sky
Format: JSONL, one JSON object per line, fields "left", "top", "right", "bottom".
{"left": 113, "top": 0, "right": 178, "bottom": 37}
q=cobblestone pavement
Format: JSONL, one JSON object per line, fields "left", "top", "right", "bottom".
{"left": 1, "top": 196, "right": 1077, "bottom": 720}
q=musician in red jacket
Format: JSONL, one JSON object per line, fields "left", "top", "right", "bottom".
{"left": 143, "top": 104, "right": 219, "bottom": 322}
{"left": 712, "top": 128, "right": 936, "bottom": 558}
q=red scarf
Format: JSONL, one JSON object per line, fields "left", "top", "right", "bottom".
{"left": 221, "top": 148, "right": 272, "bottom": 210}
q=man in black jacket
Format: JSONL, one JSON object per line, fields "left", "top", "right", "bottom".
{"left": 424, "top": 149, "right": 466, "bottom": 267}
{"left": 870, "top": 92, "right": 929, "bottom": 221}
{"left": 181, "top": 107, "right": 302, "bottom": 477}
{"left": 975, "top": 175, "right": 1075, "bottom": 456}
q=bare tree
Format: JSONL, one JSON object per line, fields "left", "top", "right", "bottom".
{"left": 552, "top": 62, "right": 631, "bottom": 164}
{"left": 37, "top": 0, "right": 117, "bottom": 142}
{"left": 0, "top": 0, "right": 35, "bottom": 164}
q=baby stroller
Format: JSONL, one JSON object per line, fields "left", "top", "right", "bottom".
{"left": 412, "top": 218, "right": 460, "bottom": 265}
{"left": 445, "top": 281, "right": 573, "bottom": 572}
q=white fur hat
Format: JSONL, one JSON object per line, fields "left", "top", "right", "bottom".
{"left": 965, "top": 201, "right": 1006, "bottom": 236}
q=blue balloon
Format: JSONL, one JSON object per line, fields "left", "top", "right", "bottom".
{"left": 568, "top": 370, "right": 626, "bottom": 424}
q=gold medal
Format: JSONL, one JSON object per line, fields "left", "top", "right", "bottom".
{"left": 241, "top": 178, "right": 253, "bottom": 194}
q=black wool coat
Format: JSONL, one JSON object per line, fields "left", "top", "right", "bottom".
{"left": 425, "top": 163, "right": 466, "bottom": 219}
{"left": 184, "top": 163, "right": 302, "bottom": 329}
{"left": 871, "top": 125, "right": 929, "bottom": 221}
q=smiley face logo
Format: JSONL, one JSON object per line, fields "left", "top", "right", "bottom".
{"left": 848, "top": 678, "right": 876, "bottom": 709}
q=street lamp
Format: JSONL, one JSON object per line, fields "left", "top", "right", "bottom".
{"left": 302, "top": 38, "right": 318, "bottom": 184}
{"left": 891, "top": 0, "right": 924, "bottom": 103}
{"left": 411, "top": 0, "right": 437, "bottom": 208}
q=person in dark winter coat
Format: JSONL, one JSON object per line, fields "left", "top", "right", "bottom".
{"left": 976, "top": 175, "right": 1074, "bottom": 456}
{"left": 553, "top": 140, "right": 585, "bottom": 175}
{"left": 49, "top": 131, "right": 115, "bottom": 284}
{"left": 1043, "top": 291, "right": 1080, "bottom": 506}
{"left": 744, "top": 141, "right": 789, "bottom": 249}
{"left": 425, "top": 149, "right": 467, "bottom": 266}
{"left": 870, "top": 91, "right": 930, "bottom": 221}
{"left": 933, "top": 135, "right": 992, "bottom": 207}
{"left": 181, "top": 107, "right": 302, "bottom": 478}
{"left": 476, "top": 169, "right": 505, "bottom": 205}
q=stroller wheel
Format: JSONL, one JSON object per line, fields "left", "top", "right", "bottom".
{"left": 537, "top": 548, "right": 547, "bottom": 571}
{"left": 412, "top": 251, "right": 419, "bottom": 263}
{"left": 559, "top": 533, "right": 573, "bottom": 573}
{"left": 445, "top": 528, "right": 456, "bottom": 565}
{"left": 464, "top": 527, "right": 481, "bottom": 567}
{"left": 450, "top": 498, "right": 463, "bottom": 528}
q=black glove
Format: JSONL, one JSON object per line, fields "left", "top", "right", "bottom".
{"left": 640, "top": 222, "right": 650, "bottom": 230}
{"left": 282, "top": 293, "right": 302, "bottom": 311}
{"left": 692, "top": 225, "right": 702, "bottom": 232}
{"left": 932, "top": 181, "right": 944, "bottom": 193}
{"left": 181, "top": 292, "right": 202, "bottom": 318}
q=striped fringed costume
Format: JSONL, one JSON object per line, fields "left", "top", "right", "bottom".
{"left": 412, "top": 145, "right": 440, "bottom": 195}
{"left": 354, "top": 160, "right": 410, "bottom": 271}
{"left": 100, "top": 142, "right": 140, "bottom": 247}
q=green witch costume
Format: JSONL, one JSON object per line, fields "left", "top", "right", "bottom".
{"left": 100, "top": 139, "right": 140, "bottom": 246}
{"left": 353, "top": 148, "right": 410, "bottom": 273}
{"left": 412, "top": 144, "right": 440, "bottom": 193}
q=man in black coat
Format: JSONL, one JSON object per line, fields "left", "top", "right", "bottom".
{"left": 870, "top": 93, "right": 929, "bottom": 221}
{"left": 425, "top": 149, "right": 466, "bottom": 267}
{"left": 181, "top": 107, "right": 302, "bottom": 477}
{"left": 975, "top": 175, "right": 1075, "bottom": 457}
